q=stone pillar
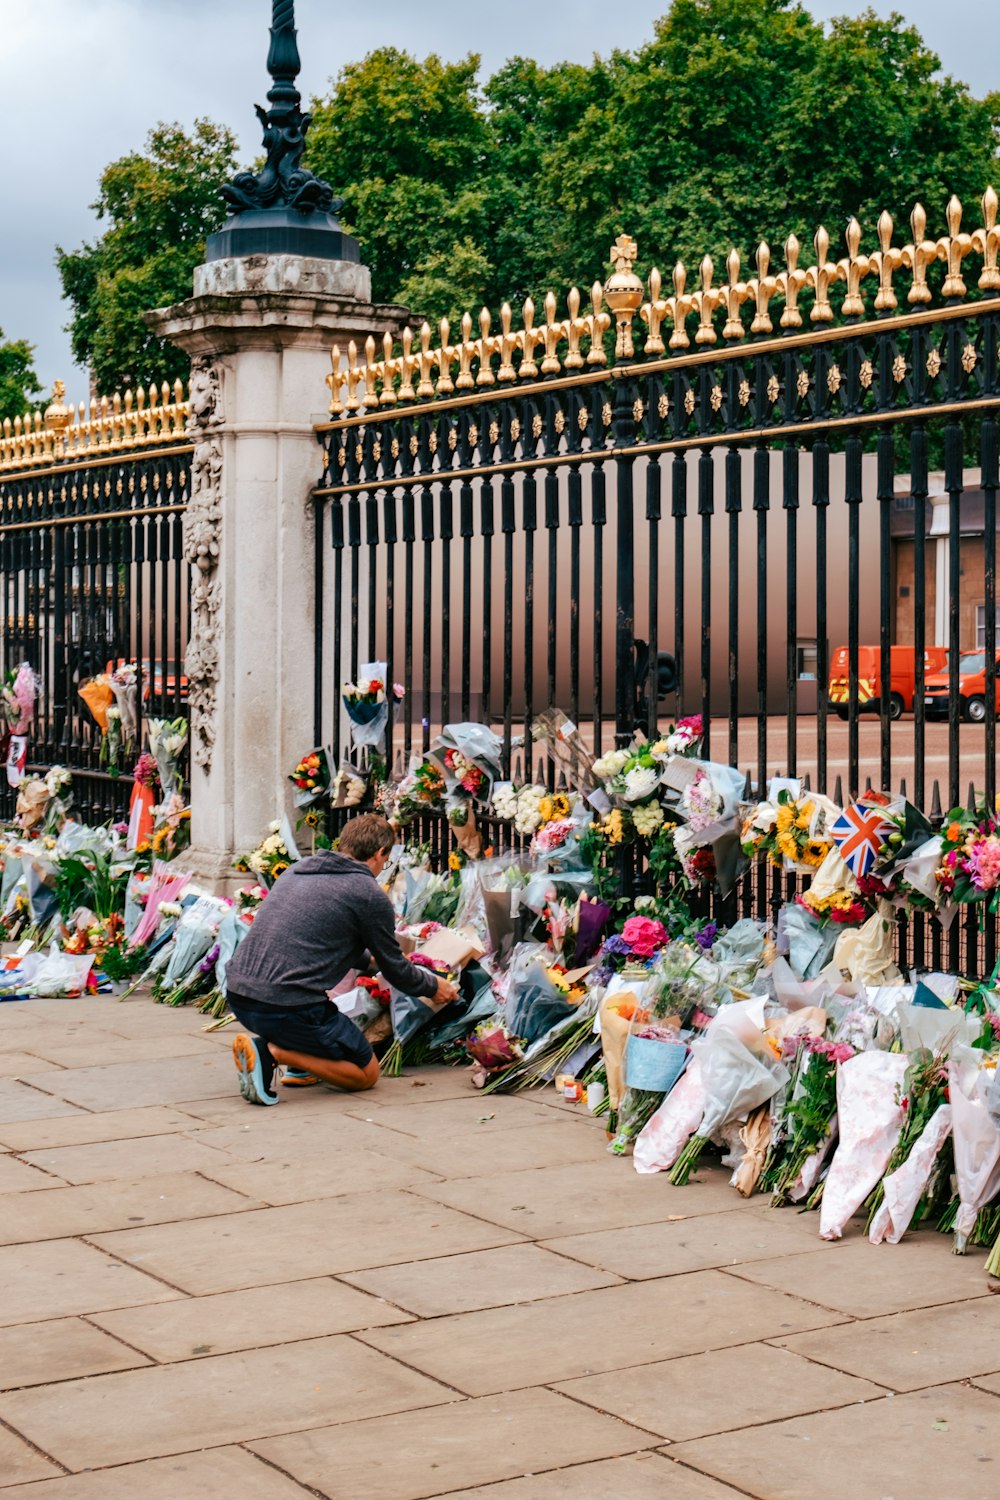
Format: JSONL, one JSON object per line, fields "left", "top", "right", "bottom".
{"left": 147, "top": 254, "right": 405, "bottom": 886}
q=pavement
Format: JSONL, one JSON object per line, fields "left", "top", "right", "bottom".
{"left": 1, "top": 995, "right": 999, "bottom": 1499}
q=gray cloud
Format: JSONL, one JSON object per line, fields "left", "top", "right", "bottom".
{"left": 0, "top": 0, "right": 995, "bottom": 404}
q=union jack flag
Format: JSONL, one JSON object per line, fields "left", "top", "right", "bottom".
{"left": 830, "top": 802, "right": 895, "bottom": 878}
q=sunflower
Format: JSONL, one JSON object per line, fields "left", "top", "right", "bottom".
{"left": 776, "top": 804, "right": 796, "bottom": 834}
{"left": 550, "top": 793, "right": 571, "bottom": 819}
{"left": 271, "top": 861, "right": 290, "bottom": 880}
{"left": 303, "top": 810, "right": 321, "bottom": 829}
{"left": 538, "top": 795, "right": 555, "bottom": 823}
{"left": 448, "top": 850, "right": 464, "bottom": 872}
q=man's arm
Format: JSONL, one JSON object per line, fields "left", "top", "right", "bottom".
{"left": 362, "top": 891, "right": 441, "bottom": 999}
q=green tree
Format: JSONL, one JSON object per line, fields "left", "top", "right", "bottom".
{"left": 56, "top": 120, "right": 238, "bottom": 393}
{"left": 0, "top": 332, "right": 42, "bottom": 423}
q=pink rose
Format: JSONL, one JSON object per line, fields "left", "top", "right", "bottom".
{"left": 621, "top": 915, "right": 668, "bottom": 957}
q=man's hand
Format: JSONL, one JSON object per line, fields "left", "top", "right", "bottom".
{"left": 434, "top": 975, "right": 459, "bottom": 1005}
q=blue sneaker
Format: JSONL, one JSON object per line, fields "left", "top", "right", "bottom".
{"left": 281, "top": 1067, "right": 320, "bottom": 1088}
{"left": 232, "top": 1033, "right": 279, "bottom": 1106}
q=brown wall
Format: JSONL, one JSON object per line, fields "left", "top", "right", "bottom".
{"left": 893, "top": 536, "right": 986, "bottom": 651}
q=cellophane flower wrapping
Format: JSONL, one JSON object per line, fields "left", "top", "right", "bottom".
{"left": 128, "top": 862, "right": 192, "bottom": 949}
{"left": 819, "top": 1051, "right": 908, "bottom": 1240}
{"left": 778, "top": 902, "right": 841, "bottom": 981}
{"left": 506, "top": 950, "right": 581, "bottom": 1045}
{"left": 691, "top": 1019, "right": 789, "bottom": 1145}
{"left": 831, "top": 901, "right": 903, "bottom": 986}
{"left": 869, "top": 1103, "right": 953, "bottom": 1245}
{"left": 949, "top": 1052, "right": 1000, "bottom": 1252}
{"left": 633, "top": 1056, "right": 705, "bottom": 1174}
{"left": 161, "top": 898, "right": 225, "bottom": 987}
{"left": 4, "top": 663, "right": 40, "bottom": 734}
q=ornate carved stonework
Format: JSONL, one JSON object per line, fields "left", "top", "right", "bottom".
{"left": 184, "top": 358, "right": 224, "bottom": 770}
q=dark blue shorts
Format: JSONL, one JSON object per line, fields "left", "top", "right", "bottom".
{"left": 228, "top": 994, "right": 374, "bottom": 1069}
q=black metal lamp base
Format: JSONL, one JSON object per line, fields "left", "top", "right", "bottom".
{"left": 206, "top": 209, "right": 361, "bottom": 264}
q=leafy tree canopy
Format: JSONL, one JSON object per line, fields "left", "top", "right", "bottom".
{"left": 0, "top": 331, "right": 42, "bottom": 424}
{"left": 56, "top": 120, "right": 238, "bottom": 393}
{"left": 58, "top": 2, "right": 1000, "bottom": 381}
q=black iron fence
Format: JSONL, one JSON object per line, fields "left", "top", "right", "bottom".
{"left": 313, "top": 198, "right": 1000, "bottom": 975}
{"left": 0, "top": 384, "right": 192, "bottom": 823}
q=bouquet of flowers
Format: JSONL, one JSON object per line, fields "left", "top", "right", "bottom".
{"left": 395, "top": 759, "right": 446, "bottom": 822}
{"left": 331, "top": 763, "right": 367, "bottom": 808}
{"left": 819, "top": 1050, "right": 909, "bottom": 1240}
{"left": 650, "top": 714, "right": 704, "bottom": 758}
{"left": 342, "top": 663, "right": 404, "bottom": 750}
{"left": 109, "top": 663, "right": 139, "bottom": 761}
{"left": 432, "top": 725, "right": 504, "bottom": 860}
{"left": 593, "top": 914, "right": 670, "bottom": 981}
{"left": 289, "top": 748, "right": 331, "bottom": 808}
{"left": 741, "top": 788, "right": 837, "bottom": 871}
{"left": 2, "top": 663, "right": 39, "bottom": 734}
{"left": 763, "top": 1035, "right": 855, "bottom": 1205}
{"left": 147, "top": 718, "right": 188, "bottom": 800}
{"left": 592, "top": 742, "right": 662, "bottom": 806}
{"left": 234, "top": 822, "right": 294, "bottom": 888}
{"left": 935, "top": 806, "right": 1000, "bottom": 908}
{"left": 150, "top": 799, "right": 192, "bottom": 862}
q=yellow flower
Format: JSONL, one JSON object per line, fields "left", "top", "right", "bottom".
{"left": 796, "top": 801, "right": 814, "bottom": 830}
{"left": 271, "top": 861, "right": 290, "bottom": 879}
{"left": 538, "top": 796, "right": 555, "bottom": 824}
{"left": 551, "top": 793, "right": 571, "bottom": 819}
{"left": 303, "top": 810, "right": 321, "bottom": 829}
{"left": 448, "top": 851, "right": 463, "bottom": 872}
{"left": 776, "top": 805, "right": 795, "bottom": 834}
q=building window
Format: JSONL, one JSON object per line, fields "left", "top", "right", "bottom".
{"left": 797, "top": 639, "right": 818, "bottom": 680}
{"left": 975, "top": 605, "right": 1000, "bottom": 649}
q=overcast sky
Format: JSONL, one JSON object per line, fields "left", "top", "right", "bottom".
{"left": 0, "top": 0, "right": 995, "bottom": 403}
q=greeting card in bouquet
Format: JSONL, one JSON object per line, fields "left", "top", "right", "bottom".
{"left": 414, "top": 925, "right": 485, "bottom": 971}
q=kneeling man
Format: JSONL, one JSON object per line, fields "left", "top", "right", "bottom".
{"left": 227, "top": 813, "right": 457, "bottom": 1104}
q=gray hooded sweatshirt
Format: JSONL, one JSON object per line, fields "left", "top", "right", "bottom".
{"left": 226, "top": 851, "right": 438, "bottom": 1009}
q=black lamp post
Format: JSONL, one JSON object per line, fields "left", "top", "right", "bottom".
{"left": 207, "top": 0, "right": 359, "bottom": 264}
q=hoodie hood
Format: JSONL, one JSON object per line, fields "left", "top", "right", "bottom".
{"left": 290, "top": 851, "right": 372, "bottom": 879}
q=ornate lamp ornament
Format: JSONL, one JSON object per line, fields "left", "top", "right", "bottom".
{"left": 222, "top": 0, "right": 336, "bottom": 216}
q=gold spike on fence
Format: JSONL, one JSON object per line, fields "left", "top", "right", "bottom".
{"left": 0, "top": 376, "right": 191, "bottom": 474}
{"left": 325, "top": 188, "right": 1000, "bottom": 416}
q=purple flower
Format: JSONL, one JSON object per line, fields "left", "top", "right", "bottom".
{"left": 198, "top": 944, "right": 221, "bottom": 975}
{"left": 694, "top": 922, "right": 718, "bottom": 951}
{"left": 601, "top": 933, "right": 631, "bottom": 958}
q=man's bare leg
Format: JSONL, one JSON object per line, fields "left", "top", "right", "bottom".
{"left": 267, "top": 1042, "right": 379, "bottom": 1092}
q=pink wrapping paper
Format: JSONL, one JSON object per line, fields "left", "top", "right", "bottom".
{"left": 633, "top": 1056, "right": 704, "bottom": 1175}
{"left": 819, "top": 1051, "right": 907, "bottom": 1240}
{"left": 869, "top": 1103, "right": 952, "bottom": 1245}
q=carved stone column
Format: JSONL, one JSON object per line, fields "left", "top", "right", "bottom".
{"left": 147, "top": 260, "right": 406, "bottom": 885}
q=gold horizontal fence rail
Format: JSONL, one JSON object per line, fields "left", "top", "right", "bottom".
{"left": 0, "top": 377, "right": 190, "bottom": 475}
{"left": 0, "top": 501, "right": 187, "bottom": 534}
{"left": 319, "top": 190, "right": 1000, "bottom": 425}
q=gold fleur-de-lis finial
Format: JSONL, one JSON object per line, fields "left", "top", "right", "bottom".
{"left": 973, "top": 186, "right": 1000, "bottom": 291}
{"left": 904, "top": 203, "right": 936, "bottom": 304}
{"left": 609, "top": 233, "right": 638, "bottom": 274}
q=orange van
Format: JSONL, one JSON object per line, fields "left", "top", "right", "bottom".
{"left": 828, "top": 645, "right": 949, "bottom": 720}
{"left": 923, "top": 651, "right": 1000, "bottom": 722}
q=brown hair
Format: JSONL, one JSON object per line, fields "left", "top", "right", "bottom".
{"left": 338, "top": 812, "right": 396, "bottom": 862}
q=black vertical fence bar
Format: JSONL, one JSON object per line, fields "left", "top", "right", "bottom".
{"left": 366, "top": 490, "right": 379, "bottom": 670}
{"left": 545, "top": 465, "right": 560, "bottom": 727}
{"left": 523, "top": 469, "right": 537, "bottom": 777}
{"left": 592, "top": 462, "right": 606, "bottom": 757}
{"left": 672, "top": 453, "right": 687, "bottom": 717}
{"left": 347, "top": 495, "right": 361, "bottom": 682}
{"left": 330, "top": 497, "right": 345, "bottom": 765}
{"left": 725, "top": 447, "right": 741, "bottom": 770}
{"left": 420, "top": 482, "right": 434, "bottom": 754}
{"left": 401, "top": 490, "right": 414, "bottom": 762}
{"left": 698, "top": 447, "right": 713, "bottom": 747}
{"left": 383, "top": 489, "right": 398, "bottom": 767}
{"left": 172, "top": 512, "right": 184, "bottom": 721}
{"left": 460, "top": 470, "right": 473, "bottom": 722}
{"left": 313, "top": 498, "right": 324, "bottom": 745}
{"left": 945, "top": 415, "right": 963, "bottom": 812}
{"left": 439, "top": 481, "right": 453, "bottom": 730}
{"left": 983, "top": 407, "right": 999, "bottom": 821}
{"left": 480, "top": 476, "right": 494, "bottom": 726}
{"left": 783, "top": 444, "right": 799, "bottom": 776}
{"left": 911, "top": 424, "right": 929, "bottom": 811}
{"left": 754, "top": 444, "right": 769, "bottom": 792}
{"left": 813, "top": 438, "right": 830, "bottom": 793}
{"left": 845, "top": 431, "right": 863, "bottom": 797}
{"left": 569, "top": 464, "right": 583, "bottom": 732}
{"left": 877, "top": 426, "right": 895, "bottom": 791}
{"left": 613, "top": 376, "right": 636, "bottom": 746}
{"left": 646, "top": 454, "right": 662, "bottom": 742}
{"left": 501, "top": 470, "right": 516, "bottom": 769}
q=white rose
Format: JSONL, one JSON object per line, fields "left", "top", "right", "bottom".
{"left": 624, "top": 765, "right": 659, "bottom": 802}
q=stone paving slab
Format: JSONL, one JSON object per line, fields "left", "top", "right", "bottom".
{"left": 357, "top": 1272, "right": 843, "bottom": 1396}
{"left": 0, "top": 1424, "right": 61, "bottom": 1488}
{"left": 0, "top": 1316, "right": 150, "bottom": 1389}
{"left": 413, "top": 1157, "right": 753, "bottom": 1240}
{"left": 555, "top": 1340, "right": 884, "bottom": 1440}
{"left": 19, "top": 1132, "right": 237, "bottom": 1185}
{"left": 92, "top": 1190, "right": 527, "bottom": 1294}
{"left": 773, "top": 1296, "right": 1000, "bottom": 1391}
{"left": 0, "top": 1239, "right": 184, "bottom": 1326}
{"left": 196, "top": 1143, "right": 445, "bottom": 1205}
{"left": 440, "top": 1453, "right": 749, "bottom": 1500}
{"left": 250, "top": 1387, "right": 653, "bottom": 1500}
{"left": 670, "top": 1381, "right": 1000, "bottom": 1500}
{"left": 0, "top": 1171, "right": 261, "bottom": 1246}
{"left": 0, "top": 1152, "right": 62, "bottom": 1192}
{"left": 341, "top": 1242, "right": 623, "bottom": 1316}
{"left": 0, "top": 1335, "right": 453, "bottom": 1470}
{"left": 0, "top": 1078, "right": 83, "bottom": 1124}
{"left": 19, "top": 1054, "right": 235, "bottom": 1110}
{"left": 542, "top": 1204, "right": 820, "bottom": 1278}
{"left": 90, "top": 1275, "right": 414, "bottom": 1361}
{"left": 0, "top": 1446, "right": 315, "bottom": 1498}
{"left": 0, "top": 1105, "right": 209, "bottom": 1152}
{"left": 728, "top": 1232, "right": 992, "bottom": 1317}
